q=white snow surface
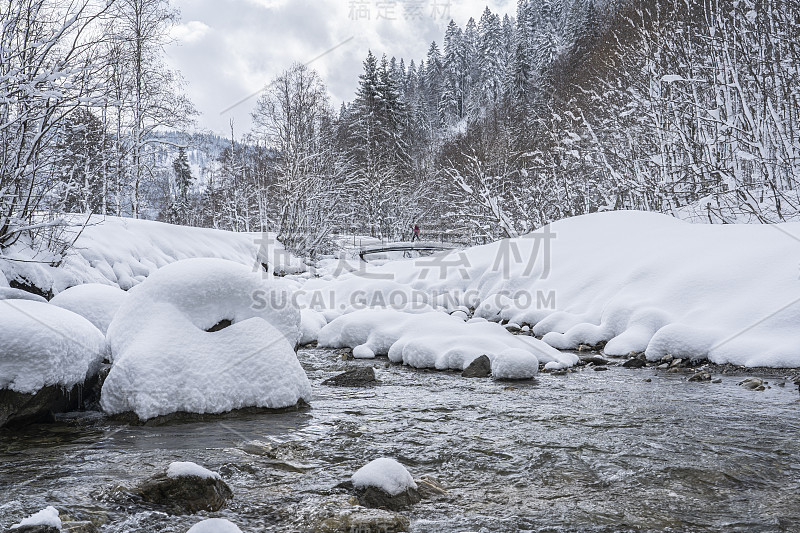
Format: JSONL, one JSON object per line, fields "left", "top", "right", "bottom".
{"left": 491, "top": 349, "right": 540, "bottom": 379}
{"left": 351, "top": 458, "right": 417, "bottom": 496}
{"left": 0, "top": 300, "right": 106, "bottom": 394}
{"left": 187, "top": 518, "right": 243, "bottom": 533}
{"left": 0, "top": 215, "right": 306, "bottom": 294}
{"left": 317, "top": 309, "right": 571, "bottom": 371}
{"left": 11, "top": 506, "right": 61, "bottom": 530}
{"left": 307, "top": 211, "right": 800, "bottom": 368}
{"left": 101, "top": 258, "right": 311, "bottom": 420}
{"left": 0, "top": 288, "right": 47, "bottom": 302}
{"left": 166, "top": 461, "right": 221, "bottom": 480}
{"left": 49, "top": 283, "right": 128, "bottom": 334}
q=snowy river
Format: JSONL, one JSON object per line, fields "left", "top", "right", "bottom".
{"left": 2, "top": 348, "right": 800, "bottom": 532}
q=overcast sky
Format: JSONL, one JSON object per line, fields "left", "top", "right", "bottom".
{"left": 165, "top": 0, "right": 513, "bottom": 136}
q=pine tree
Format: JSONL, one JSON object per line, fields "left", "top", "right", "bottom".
{"left": 478, "top": 7, "right": 504, "bottom": 103}
{"left": 172, "top": 146, "right": 194, "bottom": 224}
{"left": 442, "top": 20, "right": 465, "bottom": 122}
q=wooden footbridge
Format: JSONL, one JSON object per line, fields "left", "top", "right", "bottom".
{"left": 358, "top": 241, "right": 456, "bottom": 261}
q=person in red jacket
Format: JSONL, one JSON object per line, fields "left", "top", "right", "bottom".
{"left": 411, "top": 224, "right": 421, "bottom": 242}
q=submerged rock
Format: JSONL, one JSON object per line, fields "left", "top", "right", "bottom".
{"left": 414, "top": 476, "right": 448, "bottom": 499}
{"left": 6, "top": 526, "right": 61, "bottom": 533}
{"left": 134, "top": 462, "right": 232, "bottom": 514}
{"left": 314, "top": 508, "right": 410, "bottom": 533}
{"left": 738, "top": 377, "right": 765, "bottom": 391}
{"left": 688, "top": 371, "right": 712, "bottom": 382}
{"left": 323, "top": 367, "right": 376, "bottom": 387}
{"left": 461, "top": 355, "right": 491, "bottom": 378}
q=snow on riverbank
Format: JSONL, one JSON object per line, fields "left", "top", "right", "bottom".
{"left": 101, "top": 258, "right": 311, "bottom": 420}
{"left": 0, "top": 215, "right": 306, "bottom": 294}
{"left": 302, "top": 211, "right": 800, "bottom": 368}
{"left": 317, "top": 309, "right": 575, "bottom": 373}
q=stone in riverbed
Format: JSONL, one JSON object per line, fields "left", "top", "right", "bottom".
{"left": 593, "top": 366, "right": 608, "bottom": 372}
{"left": 622, "top": 358, "right": 646, "bottom": 368}
{"left": 461, "top": 355, "right": 491, "bottom": 378}
{"left": 323, "top": 367, "right": 376, "bottom": 387}
{"left": 356, "top": 485, "right": 421, "bottom": 511}
{"left": 414, "top": 476, "right": 448, "bottom": 499}
{"left": 134, "top": 462, "right": 232, "bottom": 514}
{"left": 738, "top": 377, "right": 765, "bottom": 391}
{"left": 688, "top": 371, "right": 711, "bottom": 382}
{"left": 0, "top": 384, "right": 83, "bottom": 428}
{"left": 580, "top": 355, "right": 609, "bottom": 366}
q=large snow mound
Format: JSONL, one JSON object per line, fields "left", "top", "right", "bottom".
{"left": 307, "top": 211, "right": 800, "bottom": 368}
{"left": 351, "top": 458, "right": 417, "bottom": 496}
{"left": 0, "top": 215, "right": 306, "bottom": 294}
{"left": 10, "top": 506, "right": 61, "bottom": 530}
{"left": 49, "top": 283, "right": 127, "bottom": 334}
{"left": 318, "top": 308, "right": 574, "bottom": 371}
{"left": 0, "top": 300, "right": 106, "bottom": 394}
{"left": 101, "top": 258, "right": 311, "bottom": 420}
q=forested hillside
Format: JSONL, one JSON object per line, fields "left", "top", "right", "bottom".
{"left": 3, "top": 0, "right": 799, "bottom": 259}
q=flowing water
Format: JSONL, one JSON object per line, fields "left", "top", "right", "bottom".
{"left": 2, "top": 348, "right": 800, "bottom": 532}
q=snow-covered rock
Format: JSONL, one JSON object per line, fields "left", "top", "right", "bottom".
{"left": 167, "top": 461, "right": 221, "bottom": 480}
{"left": 0, "top": 300, "right": 106, "bottom": 394}
{"left": 491, "top": 349, "right": 539, "bottom": 379}
{"left": 135, "top": 462, "right": 233, "bottom": 514}
{"left": 318, "top": 309, "right": 574, "bottom": 371}
{"left": 351, "top": 458, "right": 421, "bottom": 511}
{"left": 101, "top": 258, "right": 311, "bottom": 420}
{"left": 187, "top": 518, "right": 243, "bottom": 533}
{"left": 10, "top": 506, "right": 61, "bottom": 530}
{"left": 49, "top": 283, "right": 127, "bottom": 334}
{"left": 352, "top": 458, "right": 417, "bottom": 496}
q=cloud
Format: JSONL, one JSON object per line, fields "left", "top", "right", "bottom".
{"left": 170, "top": 20, "right": 210, "bottom": 43}
{"left": 166, "top": 0, "right": 514, "bottom": 135}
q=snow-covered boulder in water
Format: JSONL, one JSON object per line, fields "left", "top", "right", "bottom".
{"left": 0, "top": 300, "right": 105, "bottom": 395}
{"left": 351, "top": 458, "right": 421, "bottom": 510}
{"left": 9, "top": 506, "right": 62, "bottom": 531}
{"left": 50, "top": 283, "right": 127, "bottom": 334}
{"left": 0, "top": 300, "right": 104, "bottom": 427}
{"left": 101, "top": 258, "right": 310, "bottom": 420}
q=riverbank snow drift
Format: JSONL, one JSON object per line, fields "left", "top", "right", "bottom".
{"left": 352, "top": 458, "right": 417, "bottom": 496}
{"left": 0, "top": 300, "right": 106, "bottom": 394}
{"left": 318, "top": 309, "right": 574, "bottom": 374}
{"left": 0, "top": 215, "right": 306, "bottom": 294}
{"left": 305, "top": 211, "right": 800, "bottom": 368}
{"left": 101, "top": 258, "right": 311, "bottom": 420}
